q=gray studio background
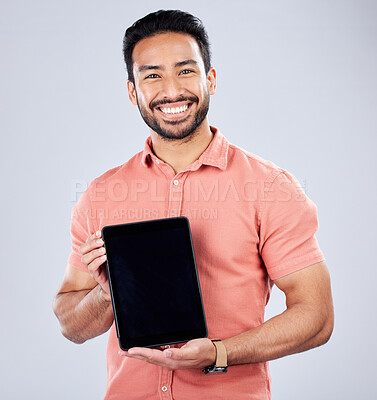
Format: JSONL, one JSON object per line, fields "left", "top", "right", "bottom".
{"left": 1, "top": 0, "right": 376, "bottom": 399}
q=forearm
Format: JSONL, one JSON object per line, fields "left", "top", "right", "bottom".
{"left": 53, "top": 284, "right": 114, "bottom": 344}
{"left": 223, "top": 302, "right": 333, "bottom": 365}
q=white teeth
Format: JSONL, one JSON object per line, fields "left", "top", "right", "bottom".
{"left": 161, "top": 104, "right": 189, "bottom": 114}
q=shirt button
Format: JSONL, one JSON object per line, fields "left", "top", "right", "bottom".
{"left": 161, "top": 386, "right": 168, "bottom": 392}
{"left": 173, "top": 180, "right": 179, "bottom": 186}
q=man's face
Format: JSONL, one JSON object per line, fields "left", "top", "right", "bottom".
{"left": 127, "top": 32, "right": 216, "bottom": 140}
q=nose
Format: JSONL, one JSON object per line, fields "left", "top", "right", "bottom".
{"left": 159, "top": 75, "right": 185, "bottom": 101}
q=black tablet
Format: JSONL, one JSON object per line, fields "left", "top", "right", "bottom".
{"left": 102, "top": 217, "right": 207, "bottom": 351}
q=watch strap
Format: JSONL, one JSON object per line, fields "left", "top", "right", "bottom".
{"left": 212, "top": 339, "right": 227, "bottom": 368}
{"left": 202, "top": 339, "right": 228, "bottom": 373}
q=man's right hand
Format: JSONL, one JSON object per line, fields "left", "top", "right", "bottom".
{"left": 79, "top": 230, "right": 111, "bottom": 301}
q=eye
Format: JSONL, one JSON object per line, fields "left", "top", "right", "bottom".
{"left": 145, "top": 73, "right": 160, "bottom": 79}
{"left": 180, "top": 69, "right": 193, "bottom": 75}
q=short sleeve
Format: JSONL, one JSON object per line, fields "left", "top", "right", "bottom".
{"left": 259, "top": 170, "right": 325, "bottom": 280}
{"left": 67, "top": 188, "right": 95, "bottom": 272}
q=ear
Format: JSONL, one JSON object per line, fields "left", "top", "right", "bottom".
{"left": 127, "top": 80, "right": 138, "bottom": 105}
{"left": 207, "top": 67, "right": 217, "bottom": 95}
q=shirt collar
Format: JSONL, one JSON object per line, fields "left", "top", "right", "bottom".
{"left": 141, "top": 125, "right": 229, "bottom": 171}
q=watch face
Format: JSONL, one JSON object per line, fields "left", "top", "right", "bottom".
{"left": 202, "top": 365, "right": 228, "bottom": 374}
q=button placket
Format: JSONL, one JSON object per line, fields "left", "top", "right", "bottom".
{"left": 167, "top": 175, "right": 186, "bottom": 218}
{"left": 159, "top": 366, "right": 173, "bottom": 400}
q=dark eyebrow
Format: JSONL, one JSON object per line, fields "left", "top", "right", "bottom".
{"left": 138, "top": 64, "right": 163, "bottom": 72}
{"left": 174, "top": 59, "right": 198, "bottom": 68}
{"left": 138, "top": 59, "right": 199, "bottom": 73}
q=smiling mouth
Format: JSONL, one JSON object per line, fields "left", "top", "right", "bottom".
{"left": 156, "top": 102, "right": 194, "bottom": 119}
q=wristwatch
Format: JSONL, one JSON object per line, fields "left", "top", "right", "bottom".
{"left": 202, "top": 339, "right": 228, "bottom": 373}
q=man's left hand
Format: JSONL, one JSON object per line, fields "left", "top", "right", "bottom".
{"left": 119, "top": 338, "right": 216, "bottom": 370}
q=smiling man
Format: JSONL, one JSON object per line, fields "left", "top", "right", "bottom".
{"left": 53, "top": 10, "right": 334, "bottom": 400}
{"left": 130, "top": 36, "right": 212, "bottom": 141}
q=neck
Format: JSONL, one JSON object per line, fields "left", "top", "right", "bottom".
{"left": 150, "top": 119, "right": 213, "bottom": 174}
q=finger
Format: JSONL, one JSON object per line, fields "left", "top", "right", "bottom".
{"left": 126, "top": 355, "right": 168, "bottom": 368}
{"left": 87, "top": 255, "right": 107, "bottom": 281}
{"left": 127, "top": 353, "right": 174, "bottom": 369}
{"left": 163, "top": 347, "right": 193, "bottom": 361}
{"left": 81, "top": 246, "right": 106, "bottom": 268}
{"left": 80, "top": 231, "right": 103, "bottom": 255}
{"left": 127, "top": 347, "right": 169, "bottom": 364}
{"left": 80, "top": 237, "right": 104, "bottom": 257}
{"left": 119, "top": 348, "right": 161, "bottom": 357}
{"left": 97, "top": 265, "right": 109, "bottom": 285}
{"left": 85, "top": 230, "right": 102, "bottom": 244}
{"left": 128, "top": 347, "right": 158, "bottom": 360}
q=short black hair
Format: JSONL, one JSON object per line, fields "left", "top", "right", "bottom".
{"left": 123, "top": 9, "right": 212, "bottom": 83}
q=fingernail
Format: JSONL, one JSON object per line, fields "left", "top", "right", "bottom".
{"left": 96, "top": 239, "right": 103, "bottom": 245}
{"left": 165, "top": 350, "right": 172, "bottom": 358}
{"left": 96, "top": 230, "right": 101, "bottom": 237}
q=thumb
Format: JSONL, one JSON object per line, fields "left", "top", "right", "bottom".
{"left": 163, "top": 348, "right": 184, "bottom": 360}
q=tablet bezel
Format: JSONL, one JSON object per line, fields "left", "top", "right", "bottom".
{"left": 102, "top": 217, "right": 208, "bottom": 350}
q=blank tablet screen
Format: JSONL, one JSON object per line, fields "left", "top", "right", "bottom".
{"left": 102, "top": 217, "right": 207, "bottom": 350}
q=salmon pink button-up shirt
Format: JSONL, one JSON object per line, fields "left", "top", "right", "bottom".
{"left": 68, "top": 126, "right": 324, "bottom": 400}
